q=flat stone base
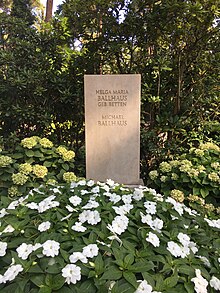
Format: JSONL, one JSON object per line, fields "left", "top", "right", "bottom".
{"left": 124, "top": 179, "right": 144, "bottom": 189}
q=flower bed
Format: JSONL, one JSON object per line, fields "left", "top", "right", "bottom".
{"left": 0, "top": 180, "right": 220, "bottom": 292}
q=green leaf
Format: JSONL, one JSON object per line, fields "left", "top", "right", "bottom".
{"left": 101, "top": 266, "right": 122, "bottom": 280}
{"left": 94, "top": 253, "right": 104, "bottom": 274}
{"left": 123, "top": 271, "right": 137, "bottom": 288}
{"left": 62, "top": 163, "right": 69, "bottom": 171}
{"left": 164, "top": 274, "right": 178, "bottom": 288}
{"left": 78, "top": 280, "right": 96, "bottom": 293}
{"left": 123, "top": 254, "right": 134, "bottom": 268}
{"left": 44, "top": 161, "right": 52, "bottom": 167}
{"left": 129, "top": 260, "right": 154, "bottom": 272}
{"left": 30, "top": 275, "right": 45, "bottom": 287}
{"left": 111, "top": 280, "right": 134, "bottom": 293}
{"left": 38, "top": 285, "right": 52, "bottom": 293}
{"left": 25, "top": 150, "right": 34, "bottom": 157}
{"left": 51, "top": 275, "right": 65, "bottom": 290}
{"left": 200, "top": 188, "right": 209, "bottom": 198}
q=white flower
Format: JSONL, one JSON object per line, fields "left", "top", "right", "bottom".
{"left": 82, "top": 200, "right": 99, "bottom": 209}
{"left": 167, "top": 241, "right": 183, "bottom": 258}
{"left": 0, "top": 225, "right": 15, "bottom": 235}
{"left": 0, "top": 208, "right": 8, "bottom": 218}
{"left": 42, "top": 240, "right": 60, "bottom": 257}
{"left": 78, "top": 210, "right": 101, "bottom": 225}
{"left": 3, "top": 264, "right": 23, "bottom": 282}
{"left": 69, "top": 196, "right": 82, "bottom": 206}
{"left": 33, "top": 243, "right": 42, "bottom": 251}
{"left": 77, "top": 180, "right": 86, "bottom": 186}
{"left": 196, "top": 256, "right": 211, "bottom": 268}
{"left": 210, "top": 276, "right": 220, "bottom": 290}
{"left": 135, "top": 280, "right": 152, "bottom": 293}
{"left": 151, "top": 218, "right": 163, "bottom": 232}
{"left": 107, "top": 215, "right": 129, "bottom": 235}
{"left": 204, "top": 218, "right": 220, "bottom": 229}
{"left": 71, "top": 222, "right": 87, "bottom": 232}
{"left": 38, "top": 221, "right": 51, "bottom": 232}
{"left": 108, "top": 193, "right": 121, "bottom": 203}
{"left": 66, "top": 205, "right": 74, "bottom": 212}
{"left": 61, "top": 213, "right": 72, "bottom": 221}
{"left": 82, "top": 244, "right": 99, "bottom": 258}
{"left": 69, "top": 252, "right": 88, "bottom": 263}
{"left": 7, "top": 200, "right": 19, "bottom": 210}
{"left": 91, "top": 186, "right": 100, "bottom": 193}
{"left": 122, "top": 194, "right": 132, "bottom": 204}
{"left": 62, "top": 264, "right": 81, "bottom": 284}
{"left": 113, "top": 204, "right": 133, "bottom": 215}
{"left": 16, "top": 243, "right": 34, "bottom": 260}
{"left": 0, "top": 242, "right": 7, "bottom": 256}
{"left": 81, "top": 190, "right": 89, "bottom": 195}
{"left": 26, "top": 202, "right": 38, "bottom": 210}
{"left": 177, "top": 232, "right": 190, "bottom": 247}
{"left": 106, "top": 179, "right": 115, "bottom": 186}
{"left": 146, "top": 232, "right": 160, "bottom": 247}
{"left": 133, "top": 188, "right": 144, "bottom": 201}
{"left": 188, "top": 241, "right": 198, "bottom": 254}
{"left": 87, "top": 180, "right": 95, "bottom": 186}
{"left": 140, "top": 212, "right": 152, "bottom": 224}
{"left": 191, "top": 269, "right": 208, "bottom": 293}
{"left": 144, "top": 201, "right": 157, "bottom": 214}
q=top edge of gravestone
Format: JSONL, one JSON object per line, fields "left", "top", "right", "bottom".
{"left": 84, "top": 74, "right": 141, "bottom": 77}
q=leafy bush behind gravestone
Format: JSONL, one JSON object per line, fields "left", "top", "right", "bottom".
{"left": 0, "top": 136, "right": 76, "bottom": 197}
{"left": 0, "top": 180, "right": 220, "bottom": 292}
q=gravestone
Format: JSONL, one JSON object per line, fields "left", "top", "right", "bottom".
{"left": 84, "top": 74, "right": 142, "bottom": 185}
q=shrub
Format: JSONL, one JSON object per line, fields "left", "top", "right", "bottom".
{"left": 0, "top": 136, "right": 76, "bottom": 197}
{"left": 148, "top": 142, "right": 220, "bottom": 205}
{"left": 0, "top": 180, "right": 219, "bottom": 292}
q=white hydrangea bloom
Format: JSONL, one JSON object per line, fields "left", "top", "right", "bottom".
{"left": 38, "top": 221, "right": 51, "bottom": 232}
{"left": 0, "top": 242, "right": 7, "bottom": 256}
{"left": 210, "top": 276, "right": 220, "bottom": 291}
{"left": 191, "top": 269, "right": 208, "bottom": 293}
{"left": 146, "top": 232, "right": 160, "bottom": 247}
{"left": 82, "top": 244, "right": 99, "bottom": 258}
{"left": 62, "top": 264, "right": 81, "bottom": 284}
{"left": 69, "top": 252, "right": 88, "bottom": 264}
{"left": 42, "top": 240, "right": 60, "bottom": 257}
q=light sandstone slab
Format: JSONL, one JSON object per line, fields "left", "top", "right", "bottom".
{"left": 84, "top": 74, "right": 141, "bottom": 185}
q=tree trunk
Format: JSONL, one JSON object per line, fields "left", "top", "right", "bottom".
{"left": 45, "top": 0, "right": 53, "bottom": 22}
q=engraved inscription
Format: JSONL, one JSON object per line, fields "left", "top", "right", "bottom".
{"left": 95, "top": 89, "right": 129, "bottom": 126}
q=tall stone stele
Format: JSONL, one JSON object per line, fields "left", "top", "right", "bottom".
{"left": 84, "top": 74, "right": 142, "bottom": 185}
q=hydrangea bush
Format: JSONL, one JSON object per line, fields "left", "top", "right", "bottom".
{"left": 0, "top": 180, "right": 220, "bottom": 293}
{"left": 0, "top": 136, "right": 76, "bottom": 197}
{"left": 148, "top": 142, "right": 220, "bottom": 206}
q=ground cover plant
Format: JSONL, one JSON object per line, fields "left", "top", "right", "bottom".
{"left": 0, "top": 179, "right": 220, "bottom": 293}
